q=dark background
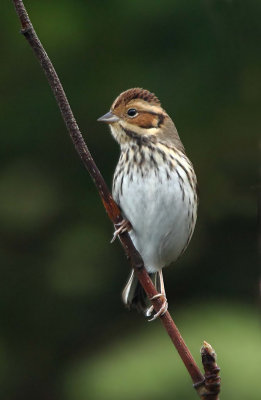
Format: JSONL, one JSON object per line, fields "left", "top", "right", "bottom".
{"left": 1, "top": 1, "right": 260, "bottom": 399}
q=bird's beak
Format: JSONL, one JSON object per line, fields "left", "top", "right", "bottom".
{"left": 97, "top": 111, "right": 120, "bottom": 124}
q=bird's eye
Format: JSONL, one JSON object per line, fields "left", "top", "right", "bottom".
{"left": 127, "top": 108, "right": 137, "bottom": 117}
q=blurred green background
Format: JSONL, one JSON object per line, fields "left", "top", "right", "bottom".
{"left": 1, "top": 1, "right": 260, "bottom": 399}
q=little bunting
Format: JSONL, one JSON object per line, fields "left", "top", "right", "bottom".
{"left": 98, "top": 88, "right": 198, "bottom": 320}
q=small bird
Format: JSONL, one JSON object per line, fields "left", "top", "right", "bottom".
{"left": 98, "top": 88, "right": 198, "bottom": 320}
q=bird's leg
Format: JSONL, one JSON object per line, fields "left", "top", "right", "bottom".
{"left": 111, "top": 219, "right": 132, "bottom": 243}
{"left": 148, "top": 270, "right": 168, "bottom": 322}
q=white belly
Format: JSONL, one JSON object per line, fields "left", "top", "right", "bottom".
{"left": 114, "top": 164, "right": 197, "bottom": 273}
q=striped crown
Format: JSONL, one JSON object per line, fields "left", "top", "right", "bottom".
{"left": 112, "top": 88, "right": 161, "bottom": 110}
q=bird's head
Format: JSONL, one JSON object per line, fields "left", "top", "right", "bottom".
{"left": 98, "top": 88, "right": 183, "bottom": 150}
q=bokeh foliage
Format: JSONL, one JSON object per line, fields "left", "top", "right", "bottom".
{"left": 1, "top": 1, "right": 259, "bottom": 399}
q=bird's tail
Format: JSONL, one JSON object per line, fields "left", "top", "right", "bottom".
{"left": 122, "top": 269, "right": 162, "bottom": 317}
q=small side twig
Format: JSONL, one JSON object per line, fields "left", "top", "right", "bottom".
{"left": 200, "top": 342, "right": 221, "bottom": 399}
{"left": 12, "top": 1, "right": 220, "bottom": 399}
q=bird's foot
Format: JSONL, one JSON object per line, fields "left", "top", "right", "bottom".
{"left": 111, "top": 219, "right": 132, "bottom": 243}
{"left": 147, "top": 293, "right": 168, "bottom": 322}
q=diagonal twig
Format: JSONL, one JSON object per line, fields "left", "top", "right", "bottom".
{"left": 11, "top": 1, "right": 220, "bottom": 398}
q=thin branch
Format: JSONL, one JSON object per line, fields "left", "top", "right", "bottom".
{"left": 12, "top": 1, "right": 220, "bottom": 399}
